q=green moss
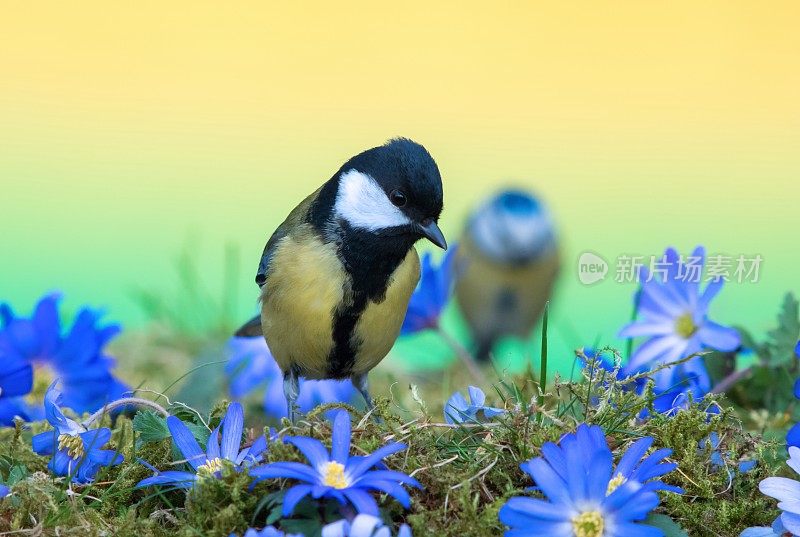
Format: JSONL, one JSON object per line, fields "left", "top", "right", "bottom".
{"left": 0, "top": 359, "right": 785, "bottom": 536}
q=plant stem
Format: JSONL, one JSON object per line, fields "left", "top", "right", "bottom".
{"left": 436, "top": 326, "right": 486, "bottom": 385}
{"left": 82, "top": 398, "right": 170, "bottom": 428}
{"left": 539, "top": 302, "right": 549, "bottom": 390}
{"left": 711, "top": 367, "right": 752, "bottom": 394}
{"left": 626, "top": 287, "right": 641, "bottom": 360}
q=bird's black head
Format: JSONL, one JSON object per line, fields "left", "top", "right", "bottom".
{"left": 328, "top": 138, "right": 446, "bottom": 250}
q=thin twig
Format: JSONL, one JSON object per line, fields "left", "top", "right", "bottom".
{"left": 82, "top": 398, "right": 169, "bottom": 428}
{"left": 436, "top": 326, "right": 486, "bottom": 385}
{"left": 711, "top": 366, "right": 753, "bottom": 394}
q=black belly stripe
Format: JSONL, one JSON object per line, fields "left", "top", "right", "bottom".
{"left": 325, "top": 223, "right": 416, "bottom": 378}
{"left": 327, "top": 294, "right": 368, "bottom": 378}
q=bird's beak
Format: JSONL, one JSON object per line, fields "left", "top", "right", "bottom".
{"left": 418, "top": 220, "right": 448, "bottom": 250}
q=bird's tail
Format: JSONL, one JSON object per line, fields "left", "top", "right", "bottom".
{"left": 234, "top": 315, "right": 262, "bottom": 337}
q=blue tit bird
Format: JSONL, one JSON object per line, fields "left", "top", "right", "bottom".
{"left": 235, "top": 138, "right": 447, "bottom": 422}
{"left": 454, "top": 189, "right": 559, "bottom": 361}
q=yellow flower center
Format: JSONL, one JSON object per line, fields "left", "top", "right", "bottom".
{"left": 57, "top": 434, "right": 85, "bottom": 459}
{"left": 572, "top": 510, "right": 604, "bottom": 537}
{"left": 321, "top": 461, "right": 349, "bottom": 489}
{"left": 674, "top": 313, "right": 697, "bottom": 339}
{"left": 606, "top": 473, "right": 626, "bottom": 495}
{"left": 197, "top": 457, "right": 225, "bottom": 477}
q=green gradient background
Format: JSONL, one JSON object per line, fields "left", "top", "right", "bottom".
{"left": 1, "top": 1, "right": 798, "bottom": 373}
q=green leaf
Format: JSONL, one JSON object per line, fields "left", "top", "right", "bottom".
{"left": 186, "top": 422, "right": 211, "bottom": 447}
{"left": 645, "top": 513, "right": 689, "bottom": 537}
{"left": 766, "top": 293, "right": 800, "bottom": 365}
{"left": 252, "top": 490, "right": 285, "bottom": 526}
{"left": 132, "top": 410, "right": 170, "bottom": 443}
{"left": 7, "top": 464, "right": 29, "bottom": 485}
{"left": 281, "top": 518, "right": 322, "bottom": 537}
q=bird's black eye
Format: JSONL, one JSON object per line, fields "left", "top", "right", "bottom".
{"left": 389, "top": 189, "right": 407, "bottom": 207}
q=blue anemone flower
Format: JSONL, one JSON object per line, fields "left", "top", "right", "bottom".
{"left": 740, "top": 519, "right": 789, "bottom": 537}
{"left": 578, "top": 348, "right": 622, "bottom": 377}
{"left": 0, "top": 293, "right": 129, "bottom": 419}
{"left": 0, "top": 356, "right": 33, "bottom": 424}
{"left": 559, "top": 424, "right": 682, "bottom": 495}
{"left": 0, "top": 484, "right": 8, "bottom": 498}
{"left": 443, "top": 386, "right": 505, "bottom": 424}
{"left": 322, "top": 514, "right": 412, "bottom": 537}
{"left": 649, "top": 365, "right": 711, "bottom": 416}
{"left": 700, "top": 432, "right": 755, "bottom": 478}
{"left": 226, "top": 337, "right": 356, "bottom": 419}
{"left": 231, "top": 528, "right": 302, "bottom": 537}
{"left": 400, "top": 246, "right": 458, "bottom": 335}
{"left": 753, "top": 446, "right": 800, "bottom": 535}
{"left": 250, "top": 410, "right": 421, "bottom": 516}
{"left": 31, "top": 382, "right": 123, "bottom": 483}
{"left": 137, "top": 402, "right": 267, "bottom": 489}
{"left": 499, "top": 424, "right": 669, "bottom": 536}
{"left": 619, "top": 246, "right": 740, "bottom": 393}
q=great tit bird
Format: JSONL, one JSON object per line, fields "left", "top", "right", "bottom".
{"left": 455, "top": 189, "right": 559, "bottom": 361}
{"left": 236, "top": 138, "right": 446, "bottom": 422}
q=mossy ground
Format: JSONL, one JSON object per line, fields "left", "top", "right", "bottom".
{"left": 0, "top": 340, "right": 783, "bottom": 537}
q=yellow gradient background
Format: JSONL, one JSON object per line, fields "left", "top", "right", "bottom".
{"left": 1, "top": 2, "right": 798, "bottom": 368}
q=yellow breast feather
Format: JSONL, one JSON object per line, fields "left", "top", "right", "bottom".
{"left": 260, "top": 226, "right": 347, "bottom": 379}
{"left": 351, "top": 247, "right": 421, "bottom": 376}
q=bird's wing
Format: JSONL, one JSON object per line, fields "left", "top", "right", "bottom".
{"left": 255, "top": 187, "right": 322, "bottom": 288}
{"left": 235, "top": 188, "right": 322, "bottom": 338}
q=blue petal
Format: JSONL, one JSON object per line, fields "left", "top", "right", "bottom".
{"left": 237, "top": 435, "right": 268, "bottom": 466}
{"left": 787, "top": 424, "right": 800, "bottom": 449}
{"left": 584, "top": 448, "right": 612, "bottom": 501}
{"left": 615, "top": 437, "right": 653, "bottom": 478}
{"left": 781, "top": 512, "right": 800, "bottom": 535}
{"left": 355, "top": 470, "right": 421, "bottom": 488}
{"left": 443, "top": 392, "right": 469, "bottom": 424}
{"left": 342, "top": 488, "right": 380, "bottom": 515}
{"left": 166, "top": 416, "right": 206, "bottom": 470}
{"left": 500, "top": 496, "right": 567, "bottom": 523}
{"left": 220, "top": 402, "right": 244, "bottom": 461}
{"left": 43, "top": 383, "right": 82, "bottom": 434}
{"left": 606, "top": 484, "right": 660, "bottom": 522}
{"left": 88, "top": 448, "right": 124, "bottom": 466}
{"left": 330, "top": 410, "right": 351, "bottom": 464}
{"left": 79, "top": 428, "right": 112, "bottom": 452}
{"left": 249, "top": 462, "right": 318, "bottom": 484}
{"left": 538, "top": 442, "right": 568, "bottom": 481}
{"left": 226, "top": 338, "right": 280, "bottom": 398}
{"left": 0, "top": 398, "right": 31, "bottom": 425}
{"left": 739, "top": 528, "right": 780, "bottom": 537}
{"left": 284, "top": 436, "right": 330, "bottom": 468}
{"left": 524, "top": 457, "right": 571, "bottom": 506}
{"left": 345, "top": 443, "right": 406, "bottom": 478}
{"left": 358, "top": 479, "right": 412, "bottom": 508}
{"left": 207, "top": 424, "right": 222, "bottom": 460}
{"left": 610, "top": 523, "right": 664, "bottom": 536}
{"left": 0, "top": 360, "right": 33, "bottom": 398}
{"left": 697, "top": 321, "right": 740, "bottom": 352}
{"left": 136, "top": 471, "right": 197, "bottom": 489}
{"left": 32, "top": 431, "right": 58, "bottom": 455}
{"left": 281, "top": 484, "right": 314, "bottom": 516}
{"left": 263, "top": 374, "right": 290, "bottom": 419}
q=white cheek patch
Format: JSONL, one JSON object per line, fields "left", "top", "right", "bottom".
{"left": 333, "top": 169, "right": 412, "bottom": 231}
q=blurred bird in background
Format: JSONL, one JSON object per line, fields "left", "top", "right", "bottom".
{"left": 455, "top": 189, "right": 559, "bottom": 361}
